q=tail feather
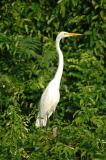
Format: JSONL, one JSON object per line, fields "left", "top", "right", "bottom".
{"left": 35, "top": 115, "right": 47, "bottom": 127}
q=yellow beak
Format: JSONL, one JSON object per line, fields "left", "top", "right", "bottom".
{"left": 65, "top": 32, "right": 82, "bottom": 36}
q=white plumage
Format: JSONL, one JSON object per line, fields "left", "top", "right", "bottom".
{"left": 35, "top": 31, "right": 81, "bottom": 127}
{"left": 36, "top": 79, "right": 60, "bottom": 127}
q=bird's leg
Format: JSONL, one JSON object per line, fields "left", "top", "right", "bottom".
{"left": 53, "top": 111, "right": 56, "bottom": 120}
{"left": 39, "top": 116, "right": 42, "bottom": 127}
{"left": 45, "top": 113, "right": 49, "bottom": 129}
{"left": 52, "top": 109, "right": 57, "bottom": 122}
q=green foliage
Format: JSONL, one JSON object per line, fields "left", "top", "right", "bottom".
{"left": 0, "top": 0, "right": 106, "bottom": 159}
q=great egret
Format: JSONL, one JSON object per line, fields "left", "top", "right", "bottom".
{"left": 35, "top": 31, "right": 81, "bottom": 127}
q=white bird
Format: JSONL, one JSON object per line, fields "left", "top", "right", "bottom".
{"left": 35, "top": 31, "right": 81, "bottom": 127}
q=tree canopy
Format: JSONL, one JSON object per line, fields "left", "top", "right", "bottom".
{"left": 0, "top": 0, "right": 106, "bottom": 159}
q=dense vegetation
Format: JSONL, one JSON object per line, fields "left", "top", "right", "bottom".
{"left": 0, "top": 0, "right": 106, "bottom": 159}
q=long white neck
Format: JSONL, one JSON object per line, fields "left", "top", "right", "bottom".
{"left": 54, "top": 39, "right": 64, "bottom": 87}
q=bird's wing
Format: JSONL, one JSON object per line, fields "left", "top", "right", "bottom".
{"left": 39, "top": 80, "right": 60, "bottom": 118}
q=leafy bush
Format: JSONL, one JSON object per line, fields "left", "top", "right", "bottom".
{"left": 0, "top": 0, "right": 106, "bottom": 159}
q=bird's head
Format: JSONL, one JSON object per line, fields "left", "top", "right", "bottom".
{"left": 56, "top": 31, "right": 82, "bottom": 41}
